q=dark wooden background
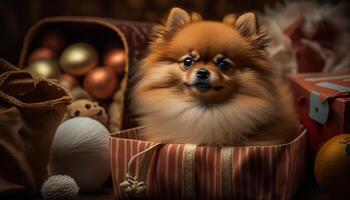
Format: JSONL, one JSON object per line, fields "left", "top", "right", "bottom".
{"left": 0, "top": 1, "right": 347, "bottom": 199}
{"left": 0, "top": 0, "right": 344, "bottom": 64}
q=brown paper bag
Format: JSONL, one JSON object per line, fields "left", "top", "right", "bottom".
{"left": 0, "top": 59, "right": 71, "bottom": 197}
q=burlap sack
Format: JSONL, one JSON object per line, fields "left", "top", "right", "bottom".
{"left": 0, "top": 59, "right": 71, "bottom": 197}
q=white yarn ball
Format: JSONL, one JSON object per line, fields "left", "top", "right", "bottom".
{"left": 50, "top": 117, "right": 110, "bottom": 192}
{"left": 41, "top": 175, "right": 79, "bottom": 200}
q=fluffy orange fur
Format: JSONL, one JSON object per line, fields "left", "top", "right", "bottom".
{"left": 132, "top": 7, "right": 298, "bottom": 146}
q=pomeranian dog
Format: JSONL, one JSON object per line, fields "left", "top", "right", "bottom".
{"left": 131, "top": 7, "right": 298, "bottom": 146}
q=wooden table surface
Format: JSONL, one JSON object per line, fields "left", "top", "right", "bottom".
{"left": 11, "top": 171, "right": 332, "bottom": 200}
{"left": 74, "top": 176, "right": 332, "bottom": 200}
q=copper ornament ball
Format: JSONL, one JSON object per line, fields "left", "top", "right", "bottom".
{"left": 83, "top": 67, "right": 118, "bottom": 100}
{"left": 28, "top": 47, "right": 57, "bottom": 64}
{"left": 60, "top": 43, "right": 98, "bottom": 76}
{"left": 41, "top": 30, "right": 65, "bottom": 52}
{"left": 26, "top": 60, "right": 61, "bottom": 79}
{"left": 58, "top": 74, "right": 79, "bottom": 91}
{"left": 103, "top": 48, "right": 126, "bottom": 76}
{"left": 315, "top": 134, "right": 350, "bottom": 199}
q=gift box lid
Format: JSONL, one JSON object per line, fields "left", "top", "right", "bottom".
{"left": 291, "top": 73, "right": 350, "bottom": 124}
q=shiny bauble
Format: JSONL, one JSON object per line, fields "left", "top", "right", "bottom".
{"left": 28, "top": 47, "right": 57, "bottom": 64}
{"left": 57, "top": 74, "right": 79, "bottom": 91}
{"left": 41, "top": 30, "right": 65, "bottom": 52}
{"left": 50, "top": 117, "right": 110, "bottom": 193}
{"left": 60, "top": 43, "right": 98, "bottom": 76}
{"left": 83, "top": 67, "right": 118, "bottom": 100}
{"left": 103, "top": 48, "right": 126, "bottom": 76}
{"left": 315, "top": 134, "right": 350, "bottom": 199}
{"left": 26, "top": 60, "right": 61, "bottom": 79}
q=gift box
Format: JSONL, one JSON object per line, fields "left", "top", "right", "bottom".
{"left": 289, "top": 72, "right": 350, "bottom": 156}
{"left": 19, "top": 16, "right": 155, "bottom": 131}
{"left": 110, "top": 127, "right": 307, "bottom": 200}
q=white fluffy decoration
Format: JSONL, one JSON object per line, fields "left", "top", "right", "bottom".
{"left": 259, "top": 1, "right": 350, "bottom": 75}
{"left": 50, "top": 117, "right": 110, "bottom": 192}
{"left": 41, "top": 175, "right": 79, "bottom": 200}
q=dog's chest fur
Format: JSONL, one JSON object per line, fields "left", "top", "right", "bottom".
{"left": 141, "top": 94, "right": 277, "bottom": 145}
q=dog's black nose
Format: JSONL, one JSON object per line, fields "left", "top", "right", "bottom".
{"left": 196, "top": 68, "right": 210, "bottom": 79}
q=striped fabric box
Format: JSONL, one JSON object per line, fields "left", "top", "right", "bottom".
{"left": 110, "top": 127, "right": 307, "bottom": 200}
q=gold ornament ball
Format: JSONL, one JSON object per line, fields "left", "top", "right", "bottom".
{"left": 83, "top": 67, "right": 118, "bottom": 100}
{"left": 28, "top": 47, "right": 57, "bottom": 64}
{"left": 60, "top": 43, "right": 98, "bottom": 76}
{"left": 26, "top": 60, "right": 61, "bottom": 79}
{"left": 315, "top": 134, "right": 350, "bottom": 199}
{"left": 58, "top": 74, "right": 79, "bottom": 91}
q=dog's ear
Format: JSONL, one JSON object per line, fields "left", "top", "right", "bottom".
{"left": 223, "top": 14, "right": 237, "bottom": 25}
{"left": 165, "top": 7, "right": 191, "bottom": 31}
{"left": 152, "top": 7, "right": 195, "bottom": 43}
{"left": 235, "top": 12, "right": 269, "bottom": 51}
{"left": 236, "top": 12, "right": 258, "bottom": 37}
{"left": 191, "top": 12, "right": 202, "bottom": 22}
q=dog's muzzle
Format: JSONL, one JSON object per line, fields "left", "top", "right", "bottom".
{"left": 194, "top": 68, "right": 211, "bottom": 91}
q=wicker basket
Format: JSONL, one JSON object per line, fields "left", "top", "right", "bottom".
{"left": 19, "top": 16, "right": 155, "bottom": 130}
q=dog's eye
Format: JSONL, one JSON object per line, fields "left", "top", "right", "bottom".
{"left": 181, "top": 57, "right": 194, "bottom": 69}
{"left": 217, "top": 60, "right": 231, "bottom": 71}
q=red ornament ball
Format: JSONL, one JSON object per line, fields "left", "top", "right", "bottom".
{"left": 83, "top": 67, "right": 118, "bottom": 100}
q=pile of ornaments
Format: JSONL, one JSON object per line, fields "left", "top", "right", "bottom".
{"left": 25, "top": 30, "right": 126, "bottom": 101}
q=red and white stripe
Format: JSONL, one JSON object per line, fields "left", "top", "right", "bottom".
{"left": 110, "top": 128, "right": 307, "bottom": 200}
